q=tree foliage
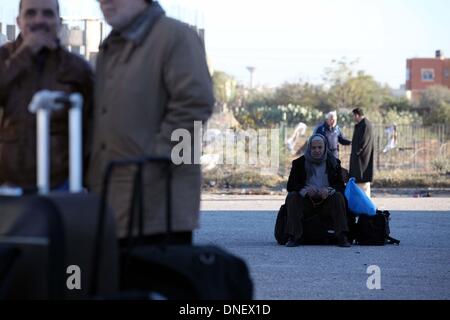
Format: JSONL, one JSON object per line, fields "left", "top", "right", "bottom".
{"left": 419, "top": 86, "right": 450, "bottom": 125}
{"left": 233, "top": 104, "right": 323, "bottom": 129}
{"left": 273, "top": 82, "right": 331, "bottom": 112}
{"left": 214, "top": 59, "right": 434, "bottom": 129}
{"left": 324, "top": 59, "right": 391, "bottom": 112}
{"left": 212, "top": 71, "right": 238, "bottom": 111}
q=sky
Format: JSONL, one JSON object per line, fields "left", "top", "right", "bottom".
{"left": 1, "top": 0, "right": 449, "bottom": 89}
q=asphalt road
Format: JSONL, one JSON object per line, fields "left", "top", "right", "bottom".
{"left": 195, "top": 196, "right": 450, "bottom": 300}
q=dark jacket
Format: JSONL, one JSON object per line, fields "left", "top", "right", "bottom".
{"left": 287, "top": 155, "right": 346, "bottom": 195}
{"left": 0, "top": 36, "right": 94, "bottom": 189}
{"left": 314, "top": 122, "right": 351, "bottom": 159}
{"left": 349, "top": 118, "right": 375, "bottom": 183}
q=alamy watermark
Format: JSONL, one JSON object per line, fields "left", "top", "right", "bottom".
{"left": 64, "top": 264, "right": 382, "bottom": 293}
{"left": 171, "top": 121, "right": 281, "bottom": 174}
{"left": 66, "top": 265, "right": 81, "bottom": 290}
{"left": 366, "top": 265, "right": 382, "bottom": 290}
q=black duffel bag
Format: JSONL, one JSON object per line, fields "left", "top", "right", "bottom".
{"left": 355, "top": 210, "right": 400, "bottom": 246}
{"left": 274, "top": 202, "right": 336, "bottom": 246}
{"left": 274, "top": 205, "right": 289, "bottom": 245}
{"left": 91, "top": 157, "right": 253, "bottom": 300}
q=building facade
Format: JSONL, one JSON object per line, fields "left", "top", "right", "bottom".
{"left": 406, "top": 50, "right": 450, "bottom": 102}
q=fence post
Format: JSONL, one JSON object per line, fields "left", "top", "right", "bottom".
{"left": 279, "top": 121, "right": 287, "bottom": 177}
{"left": 377, "top": 134, "right": 381, "bottom": 172}
{"left": 424, "top": 127, "right": 427, "bottom": 170}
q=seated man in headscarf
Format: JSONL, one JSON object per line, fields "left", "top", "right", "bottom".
{"left": 285, "top": 134, "right": 351, "bottom": 248}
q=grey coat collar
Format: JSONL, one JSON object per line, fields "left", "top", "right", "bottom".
{"left": 101, "top": 1, "right": 165, "bottom": 48}
{"left": 121, "top": 1, "right": 165, "bottom": 45}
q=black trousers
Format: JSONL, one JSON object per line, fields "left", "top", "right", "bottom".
{"left": 285, "top": 192, "right": 349, "bottom": 241}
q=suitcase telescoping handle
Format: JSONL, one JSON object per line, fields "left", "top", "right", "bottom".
{"left": 90, "top": 156, "right": 173, "bottom": 296}
{"left": 28, "top": 90, "right": 83, "bottom": 195}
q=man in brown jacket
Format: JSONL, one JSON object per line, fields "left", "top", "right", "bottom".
{"left": 0, "top": 0, "right": 94, "bottom": 191}
{"left": 90, "top": 0, "right": 214, "bottom": 243}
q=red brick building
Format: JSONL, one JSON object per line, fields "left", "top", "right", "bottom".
{"left": 406, "top": 50, "right": 450, "bottom": 102}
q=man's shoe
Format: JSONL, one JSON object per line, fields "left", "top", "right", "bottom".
{"left": 337, "top": 234, "right": 352, "bottom": 248}
{"left": 286, "top": 239, "right": 301, "bottom": 247}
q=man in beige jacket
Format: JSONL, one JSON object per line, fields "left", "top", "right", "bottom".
{"left": 90, "top": 0, "right": 214, "bottom": 244}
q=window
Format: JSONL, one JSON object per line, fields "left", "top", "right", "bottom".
{"left": 406, "top": 68, "right": 411, "bottom": 81}
{"left": 445, "top": 69, "right": 450, "bottom": 79}
{"left": 421, "top": 69, "right": 435, "bottom": 82}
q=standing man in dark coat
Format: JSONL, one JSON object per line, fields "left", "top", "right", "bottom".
{"left": 349, "top": 108, "right": 375, "bottom": 198}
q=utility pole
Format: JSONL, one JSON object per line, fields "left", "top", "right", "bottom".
{"left": 246, "top": 66, "right": 256, "bottom": 90}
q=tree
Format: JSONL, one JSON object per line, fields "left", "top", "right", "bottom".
{"left": 233, "top": 104, "right": 323, "bottom": 129}
{"left": 324, "top": 59, "right": 391, "bottom": 112}
{"left": 377, "top": 96, "right": 420, "bottom": 126}
{"left": 381, "top": 97, "right": 413, "bottom": 113}
{"left": 245, "top": 87, "right": 276, "bottom": 109}
{"left": 273, "top": 81, "right": 331, "bottom": 112}
{"left": 419, "top": 85, "right": 450, "bottom": 125}
{"left": 212, "top": 71, "right": 237, "bottom": 112}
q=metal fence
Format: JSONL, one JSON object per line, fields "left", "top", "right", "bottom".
{"left": 200, "top": 123, "right": 449, "bottom": 178}
{"left": 283, "top": 123, "right": 450, "bottom": 175}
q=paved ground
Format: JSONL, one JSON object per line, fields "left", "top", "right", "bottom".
{"left": 195, "top": 196, "right": 450, "bottom": 300}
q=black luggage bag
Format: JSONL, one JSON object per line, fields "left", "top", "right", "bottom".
{"left": 274, "top": 203, "right": 336, "bottom": 245}
{"left": 274, "top": 205, "right": 289, "bottom": 245}
{"left": 0, "top": 92, "right": 118, "bottom": 299}
{"left": 97, "top": 158, "right": 254, "bottom": 300}
{"left": 355, "top": 210, "right": 400, "bottom": 246}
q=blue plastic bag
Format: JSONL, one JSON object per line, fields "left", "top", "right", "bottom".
{"left": 344, "top": 178, "right": 377, "bottom": 216}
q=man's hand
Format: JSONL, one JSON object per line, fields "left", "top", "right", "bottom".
{"left": 21, "top": 31, "right": 58, "bottom": 54}
{"left": 306, "top": 186, "right": 318, "bottom": 198}
{"left": 319, "top": 188, "right": 329, "bottom": 200}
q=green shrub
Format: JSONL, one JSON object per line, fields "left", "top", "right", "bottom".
{"left": 431, "top": 158, "right": 450, "bottom": 174}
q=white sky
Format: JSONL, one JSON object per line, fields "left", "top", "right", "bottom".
{"left": 1, "top": 0, "right": 449, "bottom": 89}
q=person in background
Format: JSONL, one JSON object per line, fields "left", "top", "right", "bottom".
{"left": 349, "top": 108, "right": 375, "bottom": 198}
{"left": 314, "top": 111, "right": 351, "bottom": 160}
{"left": 284, "top": 134, "right": 352, "bottom": 248}
{"left": 0, "top": 0, "right": 93, "bottom": 192}
{"left": 383, "top": 124, "right": 398, "bottom": 154}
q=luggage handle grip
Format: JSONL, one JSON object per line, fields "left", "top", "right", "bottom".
{"left": 28, "top": 90, "right": 84, "bottom": 195}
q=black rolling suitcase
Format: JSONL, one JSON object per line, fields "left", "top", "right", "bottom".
{"left": 0, "top": 243, "right": 20, "bottom": 298}
{"left": 0, "top": 91, "right": 118, "bottom": 300}
{"left": 95, "top": 158, "right": 254, "bottom": 300}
